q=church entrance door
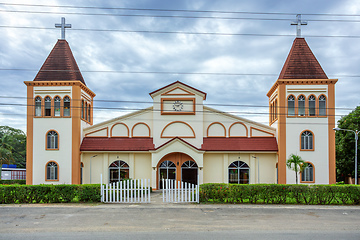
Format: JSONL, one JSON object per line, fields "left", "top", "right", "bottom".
{"left": 157, "top": 152, "right": 197, "bottom": 190}
{"left": 181, "top": 160, "right": 198, "bottom": 185}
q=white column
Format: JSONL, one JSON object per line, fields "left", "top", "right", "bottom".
{"left": 250, "top": 154, "right": 256, "bottom": 184}
{"left": 151, "top": 153, "right": 158, "bottom": 189}
{"left": 152, "top": 167, "right": 157, "bottom": 189}
{"left": 198, "top": 167, "right": 203, "bottom": 185}
{"left": 129, "top": 153, "right": 135, "bottom": 179}
{"left": 103, "top": 153, "right": 109, "bottom": 184}
{"left": 223, "top": 154, "right": 229, "bottom": 183}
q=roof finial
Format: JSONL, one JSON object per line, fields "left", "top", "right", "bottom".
{"left": 55, "top": 17, "right": 71, "bottom": 40}
{"left": 291, "top": 14, "right": 307, "bottom": 38}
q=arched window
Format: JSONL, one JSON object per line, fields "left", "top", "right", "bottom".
{"left": 109, "top": 160, "right": 129, "bottom": 183}
{"left": 87, "top": 103, "right": 91, "bottom": 122}
{"left": 81, "top": 100, "right": 84, "bottom": 119}
{"left": 63, "top": 96, "right": 70, "bottom": 117}
{"left": 298, "top": 95, "right": 305, "bottom": 116}
{"left": 228, "top": 161, "right": 250, "bottom": 184}
{"left": 85, "top": 102, "right": 88, "bottom": 121}
{"left": 308, "top": 95, "right": 316, "bottom": 116}
{"left": 301, "top": 162, "right": 314, "bottom": 182}
{"left": 35, "top": 96, "right": 42, "bottom": 116}
{"left": 319, "top": 95, "right": 326, "bottom": 116}
{"left": 80, "top": 162, "right": 84, "bottom": 184}
{"left": 46, "top": 161, "right": 58, "bottom": 181}
{"left": 44, "top": 96, "right": 52, "bottom": 116}
{"left": 301, "top": 131, "right": 313, "bottom": 150}
{"left": 54, "top": 96, "right": 61, "bottom": 117}
{"left": 288, "top": 95, "right": 295, "bottom": 116}
{"left": 47, "top": 131, "right": 59, "bottom": 149}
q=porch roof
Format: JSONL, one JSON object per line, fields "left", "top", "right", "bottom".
{"left": 80, "top": 137, "right": 155, "bottom": 151}
{"left": 80, "top": 137, "right": 278, "bottom": 152}
{"left": 201, "top": 137, "right": 278, "bottom": 151}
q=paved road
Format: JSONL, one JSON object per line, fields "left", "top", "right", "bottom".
{"left": 0, "top": 193, "right": 359, "bottom": 239}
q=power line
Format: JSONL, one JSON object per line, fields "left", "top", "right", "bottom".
{"left": 0, "top": 68, "right": 358, "bottom": 78}
{"left": 2, "top": 2, "right": 360, "bottom": 17}
{"left": 0, "top": 9, "right": 295, "bottom": 20}
{"left": 0, "top": 96, "right": 356, "bottom": 111}
{"left": 1, "top": 9, "right": 360, "bottom": 23}
{"left": 0, "top": 101, "right": 353, "bottom": 118}
{"left": 2, "top": 25, "right": 360, "bottom": 39}
{"left": 0, "top": 111, "right": 345, "bottom": 127}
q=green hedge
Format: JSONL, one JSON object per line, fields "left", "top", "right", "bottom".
{"left": 0, "top": 180, "right": 26, "bottom": 185}
{"left": 0, "top": 184, "right": 101, "bottom": 204}
{"left": 200, "top": 183, "right": 360, "bottom": 205}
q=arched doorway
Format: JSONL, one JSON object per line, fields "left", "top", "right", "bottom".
{"left": 181, "top": 160, "right": 198, "bottom": 185}
{"left": 157, "top": 152, "right": 198, "bottom": 189}
{"left": 158, "top": 160, "right": 176, "bottom": 189}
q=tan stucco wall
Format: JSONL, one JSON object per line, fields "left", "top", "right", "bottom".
{"left": 134, "top": 153, "right": 152, "bottom": 180}
{"left": 82, "top": 152, "right": 152, "bottom": 184}
{"left": 203, "top": 152, "right": 277, "bottom": 184}
{"left": 203, "top": 153, "right": 223, "bottom": 183}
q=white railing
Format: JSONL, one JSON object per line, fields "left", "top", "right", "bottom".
{"left": 162, "top": 178, "right": 199, "bottom": 203}
{"left": 101, "top": 177, "right": 151, "bottom": 203}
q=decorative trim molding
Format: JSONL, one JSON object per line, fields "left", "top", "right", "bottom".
{"left": 131, "top": 122, "right": 151, "bottom": 138}
{"left": 161, "top": 98, "right": 196, "bottom": 115}
{"left": 250, "top": 127, "right": 275, "bottom": 137}
{"left": 85, "top": 127, "right": 109, "bottom": 138}
{"left": 207, "top": 122, "right": 226, "bottom": 137}
{"left": 110, "top": 123, "right": 129, "bottom": 138}
{"left": 161, "top": 121, "right": 196, "bottom": 138}
{"left": 229, "top": 122, "right": 248, "bottom": 137}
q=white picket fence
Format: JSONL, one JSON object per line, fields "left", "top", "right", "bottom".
{"left": 162, "top": 179, "right": 199, "bottom": 203}
{"left": 101, "top": 178, "right": 151, "bottom": 203}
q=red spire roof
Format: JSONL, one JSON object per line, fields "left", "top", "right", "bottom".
{"left": 33, "top": 39, "right": 86, "bottom": 85}
{"left": 278, "top": 38, "right": 328, "bottom": 79}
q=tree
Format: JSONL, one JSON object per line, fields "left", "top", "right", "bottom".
{"left": 335, "top": 106, "right": 360, "bottom": 182}
{"left": 0, "top": 126, "right": 26, "bottom": 168}
{"left": 286, "top": 154, "right": 305, "bottom": 184}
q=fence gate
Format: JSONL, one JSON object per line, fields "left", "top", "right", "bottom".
{"left": 101, "top": 177, "right": 151, "bottom": 203}
{"left": 162, "top": 178, "right": 199, "bottom": 203}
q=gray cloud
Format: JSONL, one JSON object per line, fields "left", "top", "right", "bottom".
{"left": 0, "top": 0, "right": 359, "bottom": 131}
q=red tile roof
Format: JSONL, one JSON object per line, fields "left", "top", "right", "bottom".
{"left": 80, "top": 137, "right": 155, "bottom": 151}
{"left": 149, "top": 81, "right": 207, "bottom": 99}
{"left": 80, "top": 137, "right": 278, "bottom": 152}
{"left": 156, "top": 137, "right": 201, "bottom": 151}
{"left": 33, "top": 40, "right": 86, "bottom": 85}
{"left": 201, "top": 137, "right": 278, "bottom": 151}
{"left": 279, "top": 38, "right": 328, "bottom": 79}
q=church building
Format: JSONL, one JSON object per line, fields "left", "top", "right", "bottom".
{"left": 24, "top": 19, "right": 337, "bottom": 188}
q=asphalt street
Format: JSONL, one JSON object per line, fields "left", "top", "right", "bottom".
{"left": 0, "top": 193, "right": 359, "bottom": 240}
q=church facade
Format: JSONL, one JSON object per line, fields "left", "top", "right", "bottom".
{"left": 25, "top": 36, "right": 337, "bottom": 188}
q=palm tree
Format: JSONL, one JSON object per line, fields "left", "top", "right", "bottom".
{"left": 0, "top": 134, "right": 14, "bottom": 165}
{"left": 286, "top": 154, "right": 305, "bottom": 184}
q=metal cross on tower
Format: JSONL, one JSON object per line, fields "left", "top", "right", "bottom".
{"left": 55, "top": 17, "right": 71, "bottom": 40}
{"left": 291, "top": 14, "right": 307, "bottom": 38}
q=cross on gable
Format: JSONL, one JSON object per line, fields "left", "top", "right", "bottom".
{"left": 55, "top": 17, "right": 71, "bottom": 40}
{"left": 291, "top": 14, "right": 307, "bottom": 38}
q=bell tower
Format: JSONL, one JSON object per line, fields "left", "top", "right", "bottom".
{"left": 24, "top": 18, "right": 95, "bottom": 184}
{"left": 267, "top": 36, "right": 337, "bottom": 184}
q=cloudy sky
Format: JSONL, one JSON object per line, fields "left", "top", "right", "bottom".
{"left": 1, "top": 0, "right": 360, "bottom": 132}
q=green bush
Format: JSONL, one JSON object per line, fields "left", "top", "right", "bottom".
{"left": 0, "top": 184, "right": 101, "bottom": 204}
{"left": 0, "top": 180, "right": 26, "bottom": 185}
{"left": 199, "top": 183, "right": 360, "bottom": 205}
